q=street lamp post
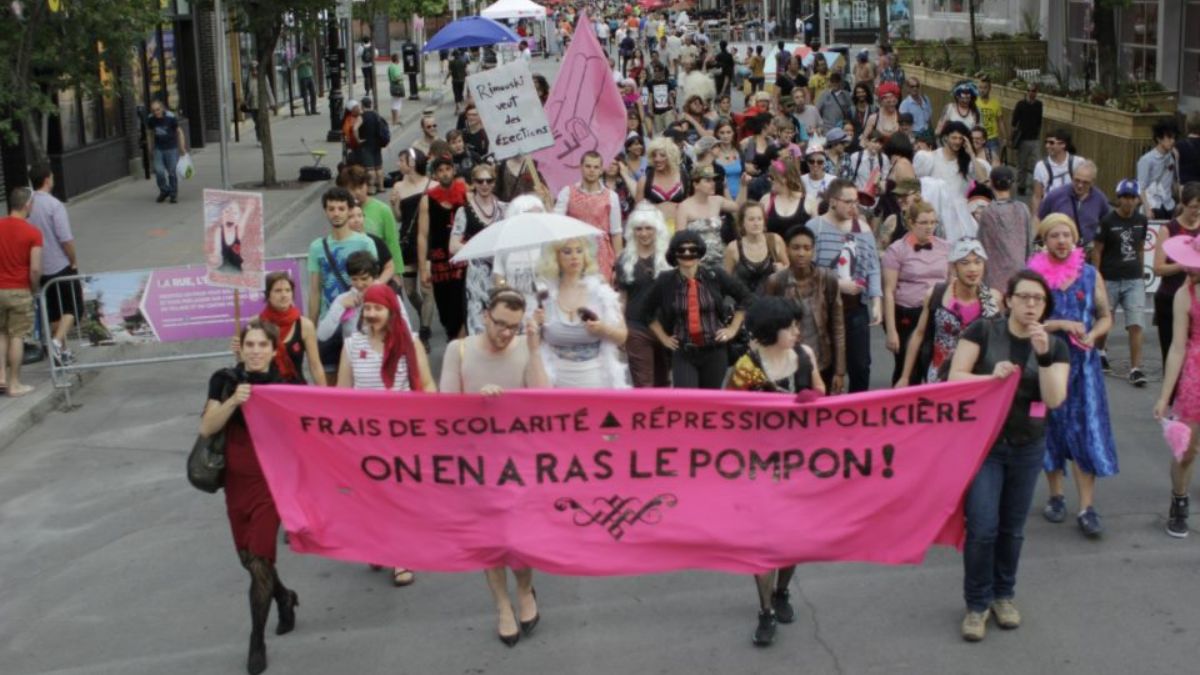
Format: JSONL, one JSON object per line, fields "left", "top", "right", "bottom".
{"left": 326, "top": 14, "right": 344, "bottom": 142}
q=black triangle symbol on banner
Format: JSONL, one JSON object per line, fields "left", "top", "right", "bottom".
{"left": 601, "top": 412, "right": 621, "bottom": 429}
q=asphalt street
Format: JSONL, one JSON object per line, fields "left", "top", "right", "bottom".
{"left": 2, "top": 52, "right": 1199, "bottom": 675}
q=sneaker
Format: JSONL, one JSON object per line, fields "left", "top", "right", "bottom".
{"left": 771, "top": 589, "right": 795, "bottom": 624}
{"left": 991, "top": 599, "right": 1021, "bottom": 629}
{"left": 1043, "top": 495, "right": 1067, "bottom": 523}
{"left": 169, "top": 194, "right": 178, "bottom": 204}
{"left": 961, "top": 610, "right": 989, "bottom": 642}
{"left": 49, "top": 339, "right": 63, "bottom": 366}
{"left": 1099, "top": 352, "right": 1112, "bottom": 373}
{"left": 1129, "top": 368, "right": 1148, "bottom": 387}
{"left": 752, "top": 609, "right": 777, "bottom": 647}
{"left": 155, "top": 192, "right": 168, "bottom": 203}
{"left": 1167, "top": 494, "right": 1189, "bottom": 538}
{"left": 1077, "top": 507, "right": 1104, "bottom": 538}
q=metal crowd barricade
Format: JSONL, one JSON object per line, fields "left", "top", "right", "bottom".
{"left": 39, "top": 254, "right": 309, "bottom": 409}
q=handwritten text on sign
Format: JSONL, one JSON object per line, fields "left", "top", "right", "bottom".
{"left": 242, "top": 378, "right": 1018, "bottom": 575}
{"left": 466, "top": 60, "right": 553, "bottom": 160}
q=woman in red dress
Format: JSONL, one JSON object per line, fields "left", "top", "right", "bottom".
{"left": 200, "top": 320, "right": 298, "bottom": 675}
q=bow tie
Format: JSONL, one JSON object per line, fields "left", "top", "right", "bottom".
{"left": 913, "top": 242, "right": 933, "bottom": 252}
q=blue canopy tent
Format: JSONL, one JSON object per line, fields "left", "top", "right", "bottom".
{"left": 422, "top": 16, "right": 521, "bottom": 53}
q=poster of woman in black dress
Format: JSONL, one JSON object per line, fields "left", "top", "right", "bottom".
{"left": 205, "top": 189, "right": 265, "bottom": 290}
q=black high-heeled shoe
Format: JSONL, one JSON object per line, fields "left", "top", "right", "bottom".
{"left": 498, "top": 630, "right": 520, "bottom": 647}
{"left": 276, "top": 590, "right": 299, "bottom": 636}
{"left": 519, "top": 587, "right": 539, "bottom": 636}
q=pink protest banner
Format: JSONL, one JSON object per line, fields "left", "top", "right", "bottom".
{"left": 532, "top": 11, "right": 626, "bottom": 194}
{"left": 242, "top": 377, "right": 1018, "bottom": 575}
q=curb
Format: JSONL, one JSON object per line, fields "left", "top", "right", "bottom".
{"left": 0, "top": 372, "right": 96, "bottom": 452}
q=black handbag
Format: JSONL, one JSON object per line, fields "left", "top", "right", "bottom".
{"left": 187, "top": 368, "right": 239, "bottom": 493}
{"left": 389, "top": 79, "right": 405, "bottom": 98}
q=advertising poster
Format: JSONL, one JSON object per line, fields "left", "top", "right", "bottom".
{"left": 81, "top": 258, "right": 304, "bottom": 345}
{"left": 204, "top": 189, "right": 266, "bottom": 291}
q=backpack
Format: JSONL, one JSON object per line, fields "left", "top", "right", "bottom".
{"left": 378, "top": 116, "right": 391, "bottom": 147}
{"left": 1042, "top": 154, "right": 1075, "bottom": 190}
{"left": 362, "top": 45, "right": 375, "bottom": 63}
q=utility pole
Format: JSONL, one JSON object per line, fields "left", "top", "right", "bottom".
{"left": 214, "top": 0, "right": 232, "bottom": 188}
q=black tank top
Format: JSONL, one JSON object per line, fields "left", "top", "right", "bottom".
{"left": 734, "top": 238, "right": 776, "bottom": 294}
{"left": 765, "top": 194, "right": 808, "bottom": 239}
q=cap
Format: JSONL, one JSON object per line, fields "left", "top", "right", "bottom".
{"left": 345, "top": 99, "right": 361, "bottom": 111}
{"left": 805, "top": 143, "right": 826, "bottom": 158}
{"left": 693, "top": 136, "right": 718, "bottom": 157}
{"left": 949, "top": 237, "right": 989, "bottom": 262}
{"left": 824, "top": 128, "right": 848, "bottom": 145}
{"left": 1116, "top": 179, "right": 1140, "bottom": 198}
{"left": 691, "top": 164, "right": 718, "bottom": 181}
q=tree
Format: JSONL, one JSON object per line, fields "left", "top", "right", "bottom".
{"left": 0, "top": 0, "right": 161, "bottom": 165}
{"left": 352, "top": 0, "right": 447, "bottom": 36}
{"left": 877, "top": 0, "right": 889, "bottom": 47}
{"left": 226, "top": 0, "right": 336, "bottom": 186}
{"left": 968, "top": 0, "right": 980, "bottom": 73}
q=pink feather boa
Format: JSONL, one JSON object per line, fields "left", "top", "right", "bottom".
{"left": 1027, "top": 248, "right": 1085, "bottom": 290}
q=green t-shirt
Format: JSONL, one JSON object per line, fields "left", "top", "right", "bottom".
{"left": 978, "top": 96, "right": 1003, "bottom": 140}
{"left": 362, "top": 197, "right": 404, "bottom": 275}
{"left": 387, "top": 63, "right": 403, "bottom": 83}
{"left": 295, "top": 55, "right": 314, "bottom": 80}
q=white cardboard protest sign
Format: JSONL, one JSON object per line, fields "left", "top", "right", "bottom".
{"left": 466, "top": 60, "right": 553, "bottom": 160}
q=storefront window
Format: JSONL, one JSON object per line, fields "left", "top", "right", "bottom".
{"left": 1066, "top": 0, "right": 1097, "bottom": 86}
{"left": 58, "top": 88, "right": 81, "bottom": 151}
{"left": 1121, "top": 0, "right": 1158, "bottom": 81}
{"left": 1184, "top": 1, "right": 1200, "bottom": 97}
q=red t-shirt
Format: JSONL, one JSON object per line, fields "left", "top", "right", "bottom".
{"left": 0, "top": 216, "right": 43, "bottom": 290}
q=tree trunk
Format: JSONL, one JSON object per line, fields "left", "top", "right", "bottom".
{"left": 255, "top": 26, "right": 281, "bottom": 187}
{"left": 1093, "top": 3, "right": 1119, "bottom": 96}
{"left": 19, "top": 110, "right": 49, "bottom": 167}
{"left": 877, "top": 0, "right": 889, "bottom": 47}
{"left": 968, "top": 0, "right": 980, "bottom": 73}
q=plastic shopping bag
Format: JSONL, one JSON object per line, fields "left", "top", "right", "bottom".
{"left": 176, "top": 153, "right": 195, "bottom": 180}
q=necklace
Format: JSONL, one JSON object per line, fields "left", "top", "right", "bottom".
{"left": 472, "top": 195, "right": 498, "bottom": 221}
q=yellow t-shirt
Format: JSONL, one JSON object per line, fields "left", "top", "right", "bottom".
{"left": 809, "top": 73, "right": 828, "bottom": 102}
{"left": 978, "top": 96, "right": 1002, "bottom": 140}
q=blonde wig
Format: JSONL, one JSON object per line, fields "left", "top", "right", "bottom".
{"left": 617, "top": 201, "right": 672, "bottom": 284}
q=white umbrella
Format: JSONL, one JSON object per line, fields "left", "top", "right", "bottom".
{"left": 450, "top": 213, "right": 601, "bottom": 263}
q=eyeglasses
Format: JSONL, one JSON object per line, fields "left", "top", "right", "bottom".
{"left": 831, "top": 195, "right": 857, "bottom": 204}
{"left": 807, "top": 158, "right": 825, "bottom": 165}
{"left": 486, "top": 311, "right": 521, "bottom": 333}
{"left": 475, "top": 177, "right": 495, "bottom": 184}
{"left": 1011, "top": 293, "right": 1046, "bottom": 305}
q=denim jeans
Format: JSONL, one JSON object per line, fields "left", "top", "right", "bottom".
{"left": 152, "top": 146, "right": 179, "bottom": 198}
{"left": 844, "top": 302, "right": 871, "bottom": 393}
{"left": 962, "top": 436, "right": 1045, "bottom": 612}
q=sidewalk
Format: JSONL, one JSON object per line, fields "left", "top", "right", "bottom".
{"left": 0, "top": 61, "right": 443, "bottom": 446}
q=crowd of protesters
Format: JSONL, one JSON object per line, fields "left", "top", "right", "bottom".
{"left": 66, "top": 3, "right": 1193, "bottom": 671}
